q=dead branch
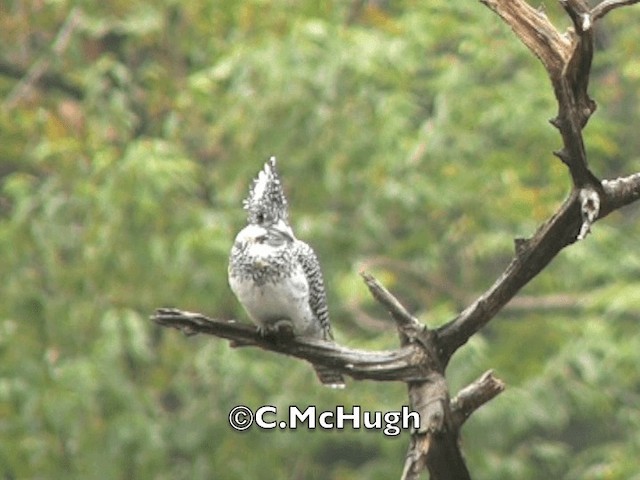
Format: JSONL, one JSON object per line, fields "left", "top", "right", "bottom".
{"left": 153, "top": 269, "right": 500, "bottom": 480}
{"left": 0, "top": 60, "right": 84, "bottom": 100}
{"left": 3, "top": 7, "right": 83, "bottom": 110}
{"left": 152, "top": 1, "right": 640, "bottom": 479}
{"left": 436, "top": 0, "right": 640, "bottom": 364}
{"left": 450, "top": 370, "right": 506, "bottom": 429}
{"left": 592, "top": 0, "right": 640, "bottom": 21}
{"left": 152, "top": 307, "right": 432, "bottom": 382}
{"left": 402, "top": 375, "right": 471, "bottom": 480}
{"left": 479, "top": 0, "right": 570, "bottom": 72}
{"left": 360, "top": 273, "right": 474, "bottom": 479}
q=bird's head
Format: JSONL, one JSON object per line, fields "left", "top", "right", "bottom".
{"left": 243, "top": 156, "right": 289, "bottom": 227}
{"left": 233, "top": 218, "right": 296, "bottom": 251}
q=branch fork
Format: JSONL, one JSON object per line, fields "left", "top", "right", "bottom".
{"left": 152, "top": 270, "right": 504, "bottom": 480}
{"left": 152, "top": 1, "right": 640, "bottom": 478}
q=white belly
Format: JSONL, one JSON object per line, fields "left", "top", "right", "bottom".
{"left": 229, "top": 266, "right": 320, "bottom": 337}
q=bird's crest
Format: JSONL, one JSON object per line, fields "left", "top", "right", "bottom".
{"left": 243, "top": 156, "right": 289, "bottom": 226}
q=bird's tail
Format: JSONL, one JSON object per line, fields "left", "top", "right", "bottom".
{"left": 314, "top": 364, "right": 346, "bottom": 389}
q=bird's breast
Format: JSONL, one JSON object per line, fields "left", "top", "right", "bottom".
{"left": 229, "top": 264, "right": 319, "bottom": 336}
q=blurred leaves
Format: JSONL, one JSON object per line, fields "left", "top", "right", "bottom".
{"left": 1, "top": 0, "right": 639, "bottom": 479}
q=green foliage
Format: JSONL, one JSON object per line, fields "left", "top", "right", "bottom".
{"left": 1, "top": 1, "right": 639, "bottom": 478}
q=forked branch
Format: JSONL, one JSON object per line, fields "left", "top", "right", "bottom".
{"left": 152, "top": 307, "right": 431, "bottom": 381}
{"left": 153, "top": 270, "right": 505, "bottom": 480}
{"left": 592, "top": 0, "right": 640, "bottom": 20}
{"left": 437, "top": 0, "right": 640, "bottom": 363}
{"left": 152, "top": 1, "right": 640, "bottom": 479}
{"left": 436, "top": 173, "right": 640, "bottom": 361}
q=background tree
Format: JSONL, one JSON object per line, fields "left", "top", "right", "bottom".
{"left": 1, "top": 0, "right": 639, "bottom": 479}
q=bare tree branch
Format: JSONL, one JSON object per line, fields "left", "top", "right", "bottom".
{"left": 3, "top": 7, "right": 83, "bottom": 110}
{"left": 358, "top": 273, "right": 474, "bottom": 479}
{"left": 360, "top": 271, "right": 421, "bottom": 333}
{"left": 504, "top": 293, "right": 584, "bottom": 312}
{"left": 402, "top": 375, "right": 471, "bottom": 480}
{"left": 602, "top": 173, "right": 640, "bottom": 210}
{"left": 554, "top": 0, "right": 599, "bottom": 187}
{"left": 435, "top": 0, "right": 640, "bottom": 364}
{"left": 481, "top": 0, "right": 601, "bottom": 235}
{"left": 437, "top": 171, "right": 640, "bottom": 361}
{"left": 0, "top": 60, "right": 84, "bottom": 100}
{"left": 152, "top": 1, "right": 640, "bottom": 478}
{"left": 152, "top": 308, "right": 432, "bottom": 382}
{"left": 154, "top": 268, "right": 486, "bottom": 480}
{"left": 592, "top": 0, "right": 640, "bottom": 21}
{"left": 360, "top": 271, "right": 434, "bottom": 348}
{"left": 479, "top": 0, "right": 570, "bottom": 73}
{"left": 402, "top": 369, "right": 508, "bottom": 480}
{"left": 359, "top": 256, "right": 470, "bottom": 308}
{"left": 450, "top": 370, "right": 506, "bottom": 429}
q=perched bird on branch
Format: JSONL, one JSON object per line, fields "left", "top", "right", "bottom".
{"left": 228, "top": 157, "right": 345, "bottom": 388}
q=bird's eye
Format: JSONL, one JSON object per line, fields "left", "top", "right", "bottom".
{"left": 256, "top": 213, "right": 265, "bottom": 223}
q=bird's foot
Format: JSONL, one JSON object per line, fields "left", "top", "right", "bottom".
{"left": 257, "top": 320, "right": 295, "bottom": 341}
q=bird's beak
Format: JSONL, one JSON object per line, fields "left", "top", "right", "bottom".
{"left": 270, "top": 218, "right": 295, "bottom": 241}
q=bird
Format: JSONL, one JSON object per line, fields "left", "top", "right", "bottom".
{"left": 228, "top": 157, "right": 345, "bottom": 388}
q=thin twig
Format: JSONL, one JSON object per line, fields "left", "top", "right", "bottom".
{"left": 592, "top": 0, "right": 640, "bottom": 21}
{"left": 360, "top": 271, "right": 419, "bottom": 329}
{"left": 438, "top": 169, "right": 640, "bottom": 362}
{"left": 360, "top": 270, "right": 436, "bottom": 351}
{"left": 450, "top": 370, "right": 506, "bottom": 429}
{"left": 0, "top": 60, "right": 84, "bottom": 99}
{"left": 3, "top": 7, "right": 83, "bottom": 110}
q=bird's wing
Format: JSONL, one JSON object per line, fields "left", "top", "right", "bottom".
{"left": 295, "top": 240, "right": 333, "bottom": 340}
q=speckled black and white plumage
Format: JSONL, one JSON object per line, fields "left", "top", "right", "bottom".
{"left": 228, "top": 158, "right": 344, "bottom": 388}
{"left": 242, "top": 156, "right": 289, "bottom": 227}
